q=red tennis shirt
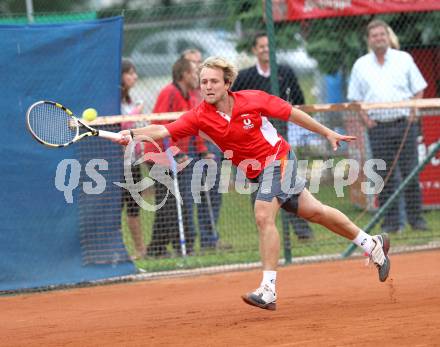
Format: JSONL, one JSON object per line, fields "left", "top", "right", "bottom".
{"left": 164, "top": 90, "right": 293, "bottom": 178}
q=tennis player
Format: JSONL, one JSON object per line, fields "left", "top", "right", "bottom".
{"left": 116, "top": 57, "right": 391, "bottom": 311}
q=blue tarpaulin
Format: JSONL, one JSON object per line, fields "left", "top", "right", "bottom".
{"left": 0, "top": 16, "right": 136, "bottom": 291}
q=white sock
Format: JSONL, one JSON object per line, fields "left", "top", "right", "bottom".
{"left": 261, "top": 270, "right": 276, "bottom": 291}
{"left": 352, "top": 230, "right": 375, "bottom": 254}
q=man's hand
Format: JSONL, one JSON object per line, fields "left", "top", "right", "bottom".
{"left": 116, "top": 130, "right": 132, "bottom": 146}
{"left": 326, "top": 131, "right": 357, "bottom": 151}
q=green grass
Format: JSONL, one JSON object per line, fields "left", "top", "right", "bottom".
{"left": 121, "top": 184, "right": 440, "bottom": 272}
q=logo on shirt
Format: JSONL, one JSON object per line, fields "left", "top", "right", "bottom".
{"left": 243, "top": 118, "right": 254, "bottom": 130}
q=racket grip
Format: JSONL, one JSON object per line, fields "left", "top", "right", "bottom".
{"left": 98, "top": 130, "right": 123, "bottom": 141}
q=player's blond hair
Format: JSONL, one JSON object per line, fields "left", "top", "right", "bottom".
{"left": 199, "top": 57, "right": 238, "bottom": 86}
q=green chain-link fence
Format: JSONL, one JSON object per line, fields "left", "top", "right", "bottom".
{"left": 2, "top": 0, "right": 439, "bottom": 276}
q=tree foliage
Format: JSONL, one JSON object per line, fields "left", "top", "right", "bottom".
{"left": 307, "top": 12, "right": 440, "bottom": 75}
{"left": 225, "top": 0, "right": 302, "bottom": 53}
{"left": 226, "top": 0, "right": 440, "bottom": 76}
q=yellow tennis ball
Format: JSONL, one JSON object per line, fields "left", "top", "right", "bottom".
{"left": 82, "top": 108, "right": 98, "bottom": 121}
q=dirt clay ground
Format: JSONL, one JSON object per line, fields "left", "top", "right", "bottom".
{"left": 2, "top": 251, "right": 440, "bottom": 346}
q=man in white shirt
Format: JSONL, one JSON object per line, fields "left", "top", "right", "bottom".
{"left": 347, "top": 19, "right": 428, "bottom": 233}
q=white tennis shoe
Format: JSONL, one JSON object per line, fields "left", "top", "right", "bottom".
{"left": 242, "top": 284, "right": 277, "bottom": 310}
{"left": 370, "top": 233, "right": 391, "bottom": 282}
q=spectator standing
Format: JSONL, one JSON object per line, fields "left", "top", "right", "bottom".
{"left": 120, "top": 59, "right": 146, "bottom": 259}
{"left": 181, "top": 48, "right": 226, "bottom": 250}
{"left": 146, "top": 57, "right": 208, "bottom": 257}
{"left": 347, "top": 19, "right": 428, "bottom": 233}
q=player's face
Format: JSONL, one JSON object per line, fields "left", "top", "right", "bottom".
{"left": 200, "top": 67, "right": 229, "bottom": 104}
{"left": 368, "top": 26, "right": 390, "bottom": 52}
{"left": 252, "top": 36, "right": 270, "bottom": 64}
{"left": 122, "top": 67, "right": 138, "bottom": 89}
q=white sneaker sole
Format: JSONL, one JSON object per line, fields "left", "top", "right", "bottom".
{"left": 241, "top": 293, "right": 277, "bottom": 310}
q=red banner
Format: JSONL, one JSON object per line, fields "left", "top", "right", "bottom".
{"left": 272, "top": 0, "right": 440, "bottom": 21}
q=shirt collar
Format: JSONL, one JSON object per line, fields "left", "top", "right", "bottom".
{"left": 372, "top": 47, "right": 391, "bottom": 65}
{"left": 256, "top": 61, "right": 271, "bottom": 78}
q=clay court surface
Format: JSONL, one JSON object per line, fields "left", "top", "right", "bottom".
{"left": 2, "top": 251, "right": 440, "bottom": 346}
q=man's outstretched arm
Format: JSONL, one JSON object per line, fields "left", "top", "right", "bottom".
{"left": 288, "top": 107, "right": 356, "bottom": 151}
{"left": 116, "top": 124, "right": 170, "bottom": 146}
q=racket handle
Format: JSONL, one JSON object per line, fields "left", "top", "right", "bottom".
{"left": 98, "top": 130, "right": 122, "bottom": 141}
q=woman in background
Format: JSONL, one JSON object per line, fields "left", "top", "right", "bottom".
{"left": 121, "top": 58, "right": 146, "bottom": 260}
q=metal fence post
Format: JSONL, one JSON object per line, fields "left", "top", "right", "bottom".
{"left": 26, "top": 0, "right": 34, "bottom": 23}
{"left": 265, "top": 0, "right": 292, "bottom": 264}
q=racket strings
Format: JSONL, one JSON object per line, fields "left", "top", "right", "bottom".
{"left": 28, "top": 103, "right": 77, "bottom": 145}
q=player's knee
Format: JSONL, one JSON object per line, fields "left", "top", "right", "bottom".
{"left": 254, "top": 210, "right": 274, "bottom": 230}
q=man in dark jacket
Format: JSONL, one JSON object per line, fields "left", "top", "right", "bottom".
{"left": 232, "top": 31, "right": 313, "bottom": 241}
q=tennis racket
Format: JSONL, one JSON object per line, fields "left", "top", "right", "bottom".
{"left": 26, "top": 100, "right": 122, "bottom": 148}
